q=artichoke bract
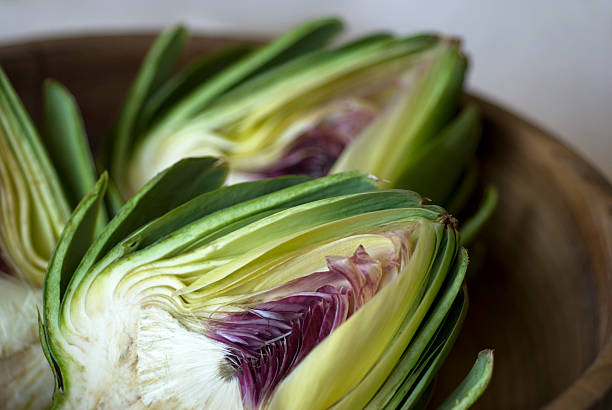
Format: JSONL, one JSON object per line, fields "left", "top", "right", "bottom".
{"left": 110, "top": 18, "right": 484, "bottom": 214}
{"left": 42, "top": 160, "right": 492, "bottom": 409}
{"left": 0, "top": 68, "right": 102, "bottom": 408}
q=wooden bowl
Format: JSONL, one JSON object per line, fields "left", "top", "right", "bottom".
{"left": 1, "top": 33, "right": 610, "bottom": 409}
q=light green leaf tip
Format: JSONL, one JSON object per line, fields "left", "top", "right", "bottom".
{"left": 437, "top": 349, "right": 494, "bottom": 410}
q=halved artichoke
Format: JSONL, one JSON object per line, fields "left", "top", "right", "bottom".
{"left": 0, "top": 68, "right": 102, "bottom": 409}
{"left": 109, "top": 18, "right": 487, "bottom": 217}
{"left": 42, "top": 160, "right": 492, "bottom": 409}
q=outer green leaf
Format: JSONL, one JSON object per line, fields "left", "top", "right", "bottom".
{"left": 393, "top": 106, "right": 481, "bottom": 205}
{"left": 69, "top": 171, "right": 379, "bottom": 297}
{"left": 42, "top": 172, "right": 107, "bottom": 403}
{"left": 332, "top": 40, "right": 467, "bottom": 187}
{"left": 110, "top": 25, "right": 188, "bottom": 196}
{"left": 201, "top": 34, "right": 434, "bottom": 114}
{"left": 42, "top": 80, "right": 100, "bottom": 208}
{"left": 366, "top": 248, "right": 468, "bottom": 409}
{"left": 395, "top": 288, "right": 468, "bottom": 409}
{"left": 460, "top": 185, "right": 498, "bottom": 246}
{"left": 80, "top": 157, "right": 227, "bottom": 268}
{"left": 157, "top": 17, "right": 343, "bottom": 131}
{"left": 42, "top": 80, "right": 107, "bottom": 230}
{"left": 437, "top": 349, "right": 494, "bottom": 410}
{"left": 136, "top": 45, "right": 254, "bottom": 133}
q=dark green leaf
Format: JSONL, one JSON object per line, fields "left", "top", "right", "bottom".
{"left": 137, "top": 45, "right": 254, "bottom": 134}
{"left": 154, "top": 17, "right": 343, "bottom": 132}
{"left": 42, "top": 173, "right": 108, "bottom": 400}
{"left": 42, "top": 80, "right": 107, "bottom": 231}
{"left": 460, "top": 185, "right": 498, "bottom": 246}
{"left": 397, "top": 288, "right": 469, "bottom": 409}
{"left": 370, "top": 247, "right": 467, "bottom": 409}
{"left": 110, "top": 25, "right": 188, "bottom": 195}
{"left": 396, "top": 106, "right": 481, "bottom": 205}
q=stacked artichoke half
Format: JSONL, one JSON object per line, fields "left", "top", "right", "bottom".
{"left": 1, "top": 17, "right": 493, "bottom": 410}
{"left": 107, "top": 18, "right": 497, "bottom": 232}
{"left": 0, "top": 71, "right": 104, "bottom": 408}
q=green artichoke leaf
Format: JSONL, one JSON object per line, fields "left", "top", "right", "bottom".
{"left": 156, "top": 17, "right": 344, "bottom": 132}
{"left": 331, "top": 40, "right": 466, "bottom": 187}
{"left": 459, "top": 185, "right": 499, "bottom": 246}
{"left": 109, "top": 26, "right": 187, "bottom": 199}
{"left": 201, "top": 33, "right": 436, "bottom": 115}
{"left": 41, "top": 168, "right": 482, "bottom": 409}
{"left": 140, "top": 29, "right": 387, "bottom": 137}
{"left": 110, "top": 24, "right": 189, "bottom": 197}
{"left": 334, "top": 32, "right": 395, "bottom": 51}
{"left": 64, "top": 157, "right": 228, "bottom": 294}
{"left": 389, "top": 288, "right": 468, "bottom": 410}
{"left": 410, "top": 379, "right": 436, "bottom": 410}
{"left": 122, "top": 171, "right": 377, "bottom": 258}
{"left": 437, "top": 349, "right": 494, "bottom": 410}
{"left": 137, "top": 45, "right": 255, "bottom": 134}
{"left": 42, "top": 172, "right": 108, "bottom": 405}
{"left": 391, "top": 106, "right": 481, "bottom": 205}
{"left": 104, "top": 176, "right": 125, "bottom": 218}
{"left": 42, "top": 80, "right": 101, "bottom": 209}
{"left": 42, "top": 79, "right": 108, "bottom": 229}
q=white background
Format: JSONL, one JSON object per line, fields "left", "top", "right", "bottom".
{"left": 1, "top": 0, "right": 611, "bottom": 181}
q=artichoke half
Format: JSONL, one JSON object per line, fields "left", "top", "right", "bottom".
{"left": 110, "top": 18, "right": 486, "bottom": 215}
{"left": 0, "top": 68, "right": 102, "bottom": 409}
{"left": 42, "top": 159, "right": 492, "bottom": 409}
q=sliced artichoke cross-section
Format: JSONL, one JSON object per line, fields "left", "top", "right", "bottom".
{"left": 42, "top": 167, "right": 487, "bottom": 409}
{"left": 115, "top": 18, "right": 496, "bottom": 248}
{"left": 127, "top": 33, "right": 455, "bottom": 191}
{"left": 0, "top": 68, "right": 103, "bottom": 409}
{"left": 0, "top": 70, "right": 71, "bottom": 287}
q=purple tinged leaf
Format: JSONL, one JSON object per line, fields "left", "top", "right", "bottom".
{"left": 258, "top": 104, "right": 377, "bottom": 178}
{"left": 206, "top": 238, "right": 409, "bottom": 407}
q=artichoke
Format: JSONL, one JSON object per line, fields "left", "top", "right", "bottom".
{"left": 109, "top": 18, "right": 488, "bottom": 217}
{"left": 0, "top": 68, "right": 102, "bottom": 409}
{"left": 41, "top": 159, "right": 492, "bottom": 409}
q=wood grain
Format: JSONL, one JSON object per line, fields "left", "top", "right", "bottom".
{"left": 0, "top": 33, "right": 610, "bottom": 410}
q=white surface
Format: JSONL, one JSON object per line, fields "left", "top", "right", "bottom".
{"left": 1, "top": 0, "right": 611, "bottom": 180}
